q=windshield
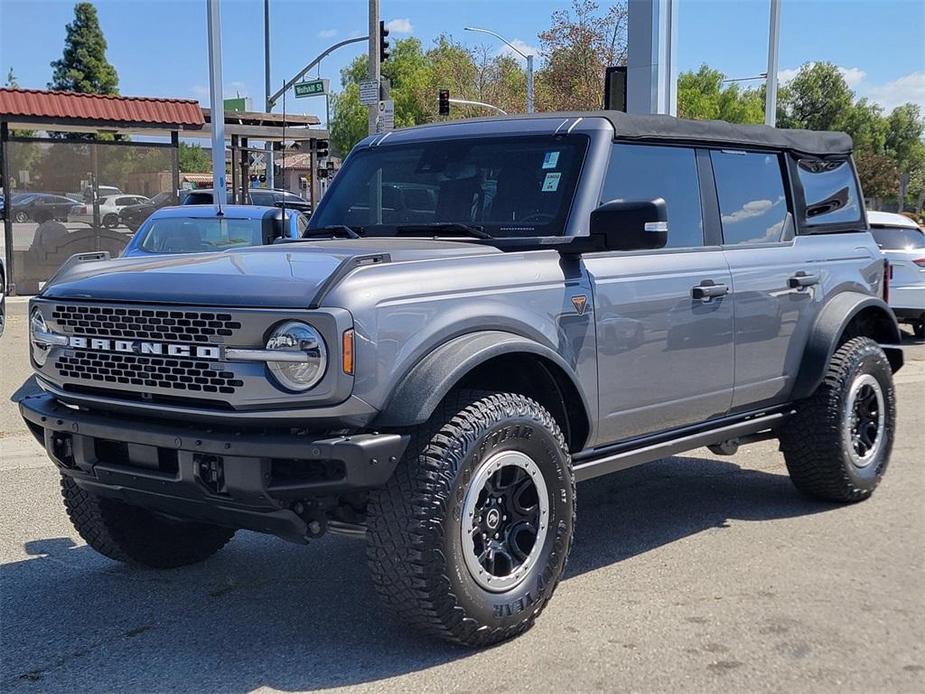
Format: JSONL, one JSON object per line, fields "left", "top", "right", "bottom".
{"left": 311, "top": 135, "right": 588, "bottom": 237}
{"left": 137, "top": 217, "right": 269, "bottom": 253}
{"left": 871, "top": 226, "right": 925, "bottom": 250}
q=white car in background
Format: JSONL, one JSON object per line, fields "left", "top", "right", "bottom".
{"left": 868, "top": 210, "right": 925, "bottom": 338}
{"left": 69, "top": 194, "right": 151, "bottom": 228}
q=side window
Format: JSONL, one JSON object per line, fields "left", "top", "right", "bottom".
{"left": 601, "top": 144, "right": 704, "bottom": 248}
{"left": 796, "top": 158, "right": 861, "bottom": 226}
{"left": 711, "top": 150, "right": 789, "bottom": 245}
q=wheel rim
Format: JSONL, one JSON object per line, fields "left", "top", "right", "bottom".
{"left": 844, "top": 373, "right": 886, "bottom": 468}
{"left": 460, "top": 450, "right": 549, "bottom": 593}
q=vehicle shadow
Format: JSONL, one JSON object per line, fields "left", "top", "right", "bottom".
{"left": 1, "top": 455, "right": 837, "bottom": 693}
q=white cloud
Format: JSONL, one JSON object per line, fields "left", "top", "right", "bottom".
{"left": 721, "top": 199, "right": 774, "bottom": 225}
{"left": 839, "top": 67, "right": 867, "bottom": 88}
{"left": 496, "top": 38, "right": 539, "bottom": 61}
{"left": 385, "top": 18, "right": 413, "bottom": 34}
{"left": 864, "top": 71, "right": 925, "bottom": 112}
{"left": 317, "top": 28, "right": 337, "bottom": 39}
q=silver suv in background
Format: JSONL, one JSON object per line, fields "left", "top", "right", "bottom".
{"left": 869, "top": 210, "right": 925, "bottom": 337}
{"left": 21, "top": 112, "right": 904, "bottom": 647}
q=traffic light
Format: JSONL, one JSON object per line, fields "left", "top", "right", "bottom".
{"left": 379, "top": 20, "right": 390, "bottom": 63}
{"left": 438, "top": 89, "right": 450, "bottom": 116}
{"left": 314, "top": 139, "right": 329, "bottom": 158}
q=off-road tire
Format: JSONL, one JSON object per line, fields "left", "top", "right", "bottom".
{"left": 61, "top": 476, "right": 235, "bottom": 568}
{"left": 366, "top": 390, "right": 575, "bottom": 647}
{"left": 779, "top": 337, "right": 895, "bottom": 502}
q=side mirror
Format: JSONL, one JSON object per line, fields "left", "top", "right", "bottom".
{"left": 589, "top": 198, "right": 668, "bottom": 251}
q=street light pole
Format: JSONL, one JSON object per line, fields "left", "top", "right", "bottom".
{"left": 765, "top": 0, "right": 781, "bottom": 126}
{"left": 464, "top": 26, "right": 534, "bottom": 114}
{"left": 264, "top": 0, "right": 273, "bottom": 188}
{"left": 206, "top": 0, "right": 226, "bottom": 210}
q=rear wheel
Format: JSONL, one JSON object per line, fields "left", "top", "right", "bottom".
{"left": 102, "top": 213, "right": 119, "bottom": 228}
{"left": 779, "top": 337, "right": 896, "bottom": 502}
{"left": 366, "top": 390, "right": 575, "bottom": 647}
{"left": 61, "top": 476, "right": 235, "bottom": 568}
{"left": 913, "top": 320, "right": 924, "bottom": 340}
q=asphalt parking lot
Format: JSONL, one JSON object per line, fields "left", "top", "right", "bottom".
{"left": 1, "top": 298, "right": 923, "bottom": 693}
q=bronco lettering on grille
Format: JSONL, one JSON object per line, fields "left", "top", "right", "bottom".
{"left": 66, "top": 336, "right": 221, "bottom": 360}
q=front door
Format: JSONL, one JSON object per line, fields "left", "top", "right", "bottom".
{"left": 586, "top": 142, "right": 734, "bottom": 446}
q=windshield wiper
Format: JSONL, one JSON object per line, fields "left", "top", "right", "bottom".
{"left": 394, "top": 223, "right": 492, "bottom": 239}
{"left": 303, "top": 224, "right": 363, "bottom": 239}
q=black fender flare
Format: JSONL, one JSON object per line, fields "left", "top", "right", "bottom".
{"left": 373, "top": 330, "right": 591, "bottom": 430}
{"left": 791, "top": 292, "right": 903, "bottom": 400}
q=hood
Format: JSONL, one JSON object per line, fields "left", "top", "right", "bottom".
{"left": 40, "top": 238, "right": 499, "bottom": 308}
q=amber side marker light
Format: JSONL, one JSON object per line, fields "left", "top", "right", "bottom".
{"left": 342, "top": 329, "right": 355, "bottom": 374}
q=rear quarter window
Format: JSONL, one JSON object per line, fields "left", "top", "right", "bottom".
{"left": 796, "top": 158, "right": 862, "bottom": 226}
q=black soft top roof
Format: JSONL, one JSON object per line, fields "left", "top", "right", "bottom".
{"left": 598, "top": 110, "right": 852, "bottom": 156}
{"left": 403, "top": 111, "right": 853, "bottom": 157}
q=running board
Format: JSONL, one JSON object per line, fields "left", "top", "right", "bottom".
{"left": 573, "top": 411, "right": 791, "bottom": 482}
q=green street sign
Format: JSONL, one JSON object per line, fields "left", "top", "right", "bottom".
{"left": 223, "top": 97, "right": 248, "bottom": 112}
{"left": 295, "top": 79, "right": 329, "bottom": 98}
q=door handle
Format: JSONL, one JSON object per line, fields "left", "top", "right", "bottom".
{"left": 788, "top": 271, "right": 820, "bottom": 289}
{"left": 692, "top": 279, "right": 729, "bottom": 300}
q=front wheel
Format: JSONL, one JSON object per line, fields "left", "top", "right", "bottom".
{"left": 366, "top": 390, "right": 575, "bottom": 647}
{"left": 779, "top": 337, "right": 896, "bottom": 502}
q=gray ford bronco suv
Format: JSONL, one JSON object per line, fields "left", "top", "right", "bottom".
{"left": 21, "top": 112, "right": 903, "bottom": 647}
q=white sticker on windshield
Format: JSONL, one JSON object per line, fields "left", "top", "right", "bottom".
{"left": 542, "top": 172, "right": 561, "bottom": 192}
{"left": 542, "top": 151, "right": 560, "bottom": 169}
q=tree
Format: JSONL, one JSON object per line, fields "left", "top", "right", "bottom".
{"left": 329, "top": 35, "right": 527, "bottom": 156}
{"left": 178, "top": 142, "right": 211, "bottom": 173}
{"left": 856, "top": 151, "right": 899, "bottom": 207}
{"left": 777, "top": 62, "right": 853, "bottom": 131}
{"left": 842, "top": 98, "right": 888, "bottom": 154}
{"left": 535, "top": 0, "right": 627, "bottom": 111}
{"left": 678, "top": 65, "right": 764, "bottom": 124}
{"left": 49, "top": 2, "right": 119, "bottom": 95}
{"left": 885, "top": 103, "right": 925, "bottom": 210}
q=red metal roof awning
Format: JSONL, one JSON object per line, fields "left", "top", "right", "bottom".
{"left": 0, "top": 88, "right": 204, "bottom": 130}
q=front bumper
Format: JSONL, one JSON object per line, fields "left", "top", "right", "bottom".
{"left": 20, "top": 392, "right": 408, "bottom": 543}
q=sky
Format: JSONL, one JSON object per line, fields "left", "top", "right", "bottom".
{"left": 1, "top": 0, "right": 923, "bottom": 127}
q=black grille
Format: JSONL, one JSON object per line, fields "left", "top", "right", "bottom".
{"left": 51, "top": 304, "right": 242, "bottom": 343}
{"left": 55, "top": 351, "right": 244, "bottom": 394}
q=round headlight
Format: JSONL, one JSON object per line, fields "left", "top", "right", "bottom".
{"left": 30, "top": 309, "right": 50, "bottom": 366}
{"left": 265, "top": 321, "right": 327, "bottom": 391}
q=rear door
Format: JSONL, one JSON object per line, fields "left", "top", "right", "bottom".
{"left": 583, "top": 143, "right": 735, "bottom": 445}
{"left": 711, "top": 150, "right": 841, "bottom": 410}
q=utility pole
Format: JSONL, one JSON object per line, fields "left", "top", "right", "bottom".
{"left": 206, "top": 0, "right": 226, "bottom": 210}
{"left": 765, "top": 0, "right": 782, "bottom": 126}
{"left": 264, "top": 0, "right": 274, "bottom": 188}
{"left": 368, "top": 0, "right": 380, "bottom": 135}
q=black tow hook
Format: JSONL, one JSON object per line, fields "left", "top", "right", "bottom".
{"left": 293, "top": 501, "right": 327, "bottom": 539}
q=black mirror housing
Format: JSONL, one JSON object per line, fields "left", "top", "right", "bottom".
{"left": 589, "top": 198, "right": 668, "bottom": 251}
